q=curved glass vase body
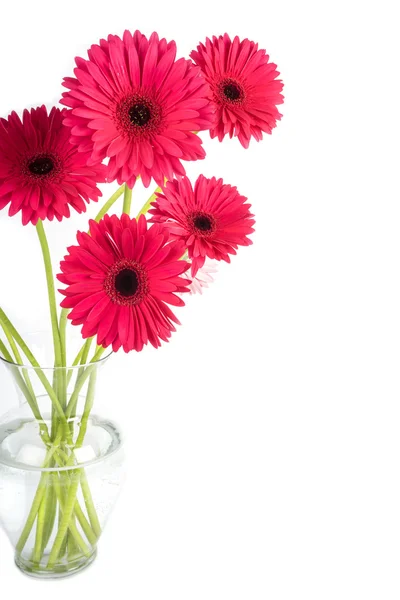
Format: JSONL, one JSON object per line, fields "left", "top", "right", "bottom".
{"left": 0, "top": 353, "right": 125, "bottom": 578}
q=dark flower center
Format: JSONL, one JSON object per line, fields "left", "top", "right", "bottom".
{"left": 129, "top": 104, "right": 151, "bottom": 127}
{"left": 28, "top": 156, "right": 54, "bottom": 176}
{"left": 115, "top": 268, "right": 139, "bottom": 297}
{"left": 194, "top": 215, "right": 213, "bottom": 232}
{"left": 223, "top": 83, "right": 242, "bottom": 101}
{"left": 105, "top": 259, "right": 149, "bottom": 306}
{"left": 116, "top": 95, "right": 162, "bottom": 140}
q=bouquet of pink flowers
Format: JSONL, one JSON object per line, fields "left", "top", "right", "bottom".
{"left": 0, "top": 30, "right": 283, "bottom": 578}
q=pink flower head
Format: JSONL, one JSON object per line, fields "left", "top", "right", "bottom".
{"left": 0, "top": 106, "right": 105, "bottom": 226}
{"left": 61, "top": 31, "right": 214, "bottom": 188}
{"left": 190, "top": 34, "right": 284, "bottom": 148}
{"left": 58, "top": 214, "right": 191, "bottom": 353}
{"left": 149, "top": 175, "right": 255, "bottom": 276}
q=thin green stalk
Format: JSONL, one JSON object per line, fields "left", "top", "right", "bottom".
{"left": 0, "top": 308, "right": 69, "bottom": 428}
{"left": 78, "top": 338, "right": 93, "bottom": 375}
{"left": 52, "top": 473, "right": 92, "bottom": 557}
{"left": 50, "top": 346, "right": 106, "bottom": 551}
{"left": 59, "top": 308, "right": 68, "bottom": 408}
{"left": 64, "top": 346, "right": 105, "bottom": 419}
{"left": 91, "top": 345, "right": 106, "bottom": 363}
{"left": 53, "top": 346, "right": 106, "bottom": 549}
{"left": 67, "top": 519, "right": 80, "bottom": 559}
{"left": 74, "top": 503, "right": 97, "bottom": 546}
{"left": 0, "top": 338, "right": 52, "bottom": 446}
{"left": 15, "top": 440, "right": 61, "bottom": 554}
{"left": 51, "top": 455, "right": 98, "bottom": 546}
{"left": 16, "top": 473, "right": 49, "bottom": 555}
{"left": 35, "top": 220, "right": 62, "bottom": 369}
{"left": 36, "top": 219, "right": 63, "bottom": 443}
{"left": 59, "top": 309, "right": 68, "bottom": 368}
{"left": 41, "top": 483, "right": 57, "bottom": 553}
{"left": 122, "top": 183, "right": 133, "bottom": 215}
{"left": 66, "top": 345, "right": 85, "bottom": 386}
{"left": 12, "top": 341, "right": 105, "bottom": 563}
{"left": 93, "top": 184, "right": 125, "bottom": 223}
{"left": 70, "top": 337, "right": 93, "bottom": 438}
{"left": 32, "top": 479, "right": 50, "bottom": 564}
{"left": 1, "top": 323, "right": 102, "bottom": 564}
{"left": 65, "top": 364, "right": 94, "bottom": 420}
{"left": 0, "top": 323, "right": 36, "bottom": 399}
{"left": 75, "top": 368, "right": 97, "bottom": 449}
{"left": 0, "top": 325, "right": 22, "bottom": 363}
{"left": 47, "top": 470, "right": 81, "bottom": 568}
{"left": 0, "top": 338, "right": 12, "bottom": 361}
{"left": 80, "top": 472, "right": 101, "bottom": 538}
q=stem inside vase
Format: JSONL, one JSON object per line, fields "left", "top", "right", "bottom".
{"left": 0, "top": 349, "right": 117, "bottom": 577}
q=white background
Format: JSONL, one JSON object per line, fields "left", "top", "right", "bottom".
{"left": 0, "top": 0, "right": 399, "bottom": 598}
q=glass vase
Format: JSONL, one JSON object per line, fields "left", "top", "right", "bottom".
{"left": 0, "top": 351, "right": 125, "bottom": 578}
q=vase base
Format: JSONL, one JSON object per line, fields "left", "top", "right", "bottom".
{"left": 15, "top": 548, "right": 97, "bottom": 579}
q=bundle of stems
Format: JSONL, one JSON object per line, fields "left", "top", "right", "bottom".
{"left": 0, "top": 182, "right": 158, "bottom": 569}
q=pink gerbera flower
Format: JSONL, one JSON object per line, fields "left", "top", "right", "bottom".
{"left": 58, "top": 214, "right": 191, "bottom": 353}
{"left": 149, "top": 175, "right": 255, "bottom": 276}
{"left": 190, "top": 34, "right": 284, "bottom": 148}
{"left": 0, "top": 106, "right": 105, "bottom": 226}
{"left": 61, "top": 30, "right": 214, "bottom": 189}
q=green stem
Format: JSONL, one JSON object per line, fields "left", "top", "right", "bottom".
{"left": 69, "top": 338, "right": 93, "bottom": 438}
{"left": 32, "top": 479, "right": 50, "bottom": 564}
{"left": 0, "top": 323, "right": 36, "bottom": 401}
{"left": 122, "top": 184, "right": 133, "bottom": 215}
{"left": 15, "top": 441, "right": 61, "bottom": 554}
{"left": 59, "top": 309, "right": 68, "bottom": 368}
{"left": 79, "top": 338, "right": 93, "bottom": 371}
{"left": 54, "top": 347, "right": 106, "bottom": 548}
{"left": 35, "top": 220, "right": 62, "bottom": 369}
{"left": 36, "top": 219, "right": 62, "bottom": 436}
{"left": 59, "top": 309, "right": 68, "bottom": 411}
{"left": 8, "top": 337, "right": 105, "bottom": 563}
{"left": 51, "top": 454, "right": 98, "bottom": 546}
{"left": 1, "top": 323, "right": 24, "bottom": 364}
{"left": 65, "top": 356, "right": 101, "bottom": 420}
{"left": 0, "top": 308, "right": 69, "bottom": 428}
{"left": 52, "top": 473, "right": 92, "bottom": 557}
{"left": 66, "top": 345, "right": 85, "bottom": 386}
{"left": 91, "top": 345, "right": 106, "bottom": 363}
{"left": 73, "top": 503, "right": 97, "bottom": 546}
{"left": 80, "top": 472, "right": 101, "bottom": 538}
{"left": 0, "top": 338, "right": 12, "bottom": 361}
{"left": 0, "top": 337, "right": 52, "bottom": 446}
{"left": 93, "top": 184, "right": 125, "bottom": 223}
{"left": 16, "top": 473, "right": 49, "bottom": 555}
{"left": 75, "top": 368, "right": 97, "bottom": 449}
{"left": 47, "top": 470, "right": 81, "bottom": 568}
{"left": 41, "top": 482, "right": 57, "bottom": 554}
{"left": 2, "top": 332, "right": 102, "bottom": 564}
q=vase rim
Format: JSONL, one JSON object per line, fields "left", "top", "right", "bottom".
{"left": 0, "top": 416, "right": 123, "bottom": 473}
{"left": 0, "top": 350, "right": 113, "bottom": 372}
